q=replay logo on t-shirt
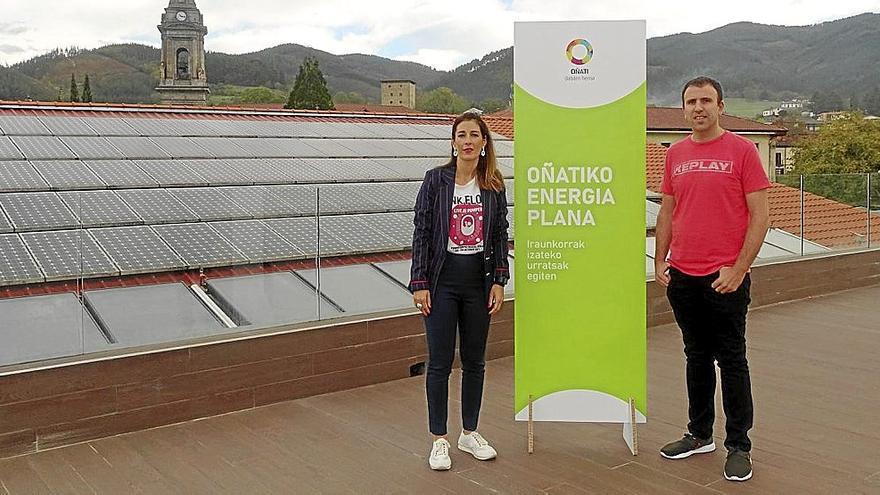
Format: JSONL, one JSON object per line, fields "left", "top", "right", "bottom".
{"left": 448, "top": 178, "right": 484, "bottom": 254}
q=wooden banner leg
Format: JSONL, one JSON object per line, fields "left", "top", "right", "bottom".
{"left": 622, "top": 397, "right": 639, "bottom": 456}
{"left": 528, "top": 394, "right": 534, "bottom": 454}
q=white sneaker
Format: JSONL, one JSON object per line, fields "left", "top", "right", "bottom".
{"left": 457, "top": 431, "right": 497, "bottom": 460}
{"left": 429, "top": 438, "right": 452, "bottom": 470}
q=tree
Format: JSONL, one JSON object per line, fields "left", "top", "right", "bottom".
{"left": 416, "top": 87, "right": 471, "bottom": 114}
{"left": 864, "top": 86, "right": 880, "bottom": 116}
{"left": 333, "top": 91, "right": 367, "bottom": 104}
{"left": 284, "top": 57, "right": 333, "bottom": 110}
{"left": 239, "top": 86, "right": 285, "bottom": 104}
{"left": 479, "top": 98, "right": 507, "bottom": 114}
{"left": 81, "top": 74, "right": 92, "bottom": 102}
{"left": 810, "top": 90, "right": 844, "bottom": 114}
{"left": 69, "top": 74, "right": 79, "bottom": 102}
{"left": 792, "top": 113, "right": 880, "bottom": 174}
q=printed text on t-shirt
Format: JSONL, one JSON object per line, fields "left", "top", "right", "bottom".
{"left": 672, "top": 159, "right": 733, "bottom": 176}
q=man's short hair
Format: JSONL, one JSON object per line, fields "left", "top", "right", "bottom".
{"left": 681, "top": 76, "right": 724, "bottom": 105}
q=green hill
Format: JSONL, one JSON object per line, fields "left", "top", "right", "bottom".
{"left": 2, "top": 13, "right": 878, "bottom": 109}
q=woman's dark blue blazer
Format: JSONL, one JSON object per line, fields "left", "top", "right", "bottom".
{"left": 409, "top": 164, "right": 510, "bottom": 296}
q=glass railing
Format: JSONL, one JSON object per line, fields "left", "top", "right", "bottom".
{"left": 775, "top": 173, "right": 879, "bottom": 252}
{"left": 4, "top": 172, "right": 879, "bottom": 368}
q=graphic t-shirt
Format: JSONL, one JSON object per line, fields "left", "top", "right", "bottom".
{"left": 660, "top": 131, "right": 771, "bottom": 276}
{"left": 447, "top": 178, "right": 484, "bottom": 254}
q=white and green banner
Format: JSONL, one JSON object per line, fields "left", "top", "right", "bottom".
{"left": 513, "top": 21, "right": 646, "bottom": 424}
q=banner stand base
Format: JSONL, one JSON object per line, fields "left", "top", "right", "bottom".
{"left": 623, "top": 397, "right": 639, "bottom": 456}
{"left": 527, "top": 394, "right": 535, "bottom": 454}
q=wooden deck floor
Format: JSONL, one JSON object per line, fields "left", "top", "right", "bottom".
{"left": 2, "top": 284, "right": 879, "bottom": 494}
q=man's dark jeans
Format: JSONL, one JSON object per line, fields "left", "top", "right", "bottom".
{"left": 666, "top": 267, "right": 754, "bottom": 452}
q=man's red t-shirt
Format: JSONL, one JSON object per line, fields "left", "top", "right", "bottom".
{"left": 660, "top": 131, "right": 771, "bottom": 276}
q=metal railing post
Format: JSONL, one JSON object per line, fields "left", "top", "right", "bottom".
{"left": 800, "top": 175, "right": 805, "bottom": 256}
{"left": 315, "top": 187, "right": 321, "bottom": 320}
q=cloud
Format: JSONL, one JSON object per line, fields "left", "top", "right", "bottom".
{"left": 0, "top": 44, "right": 26, "bottom": 54}
{"left": 0, "top": 0, "right": 875, "bottom": 67}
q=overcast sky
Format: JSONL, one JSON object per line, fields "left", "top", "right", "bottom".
{"left": 2, "top": 0, "right": 878, "bottom": 70}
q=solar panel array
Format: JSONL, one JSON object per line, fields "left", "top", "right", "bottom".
{"left": 0, "top": 112, "right": 517, "bottom": 286}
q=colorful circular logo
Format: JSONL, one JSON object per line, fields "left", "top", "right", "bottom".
{"left": 566, "top": 39, "right": 593, "bottom": 65}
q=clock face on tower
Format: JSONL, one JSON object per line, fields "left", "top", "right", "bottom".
{"left": 176, "top": 11, "right": 187, "bottom": 21}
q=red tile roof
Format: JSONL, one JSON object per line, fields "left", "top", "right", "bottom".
{"left": 646, "top": 144, "right": 880, "bottom": 248}
{"left": 647, "top": 107, "right": 787, "bottom": 134}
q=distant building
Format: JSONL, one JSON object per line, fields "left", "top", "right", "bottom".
{"left": 381, "top": 80, "right": 416, "bottom": 109}
{"left": 156, "top": 0, "right": 210, "bottom": 106}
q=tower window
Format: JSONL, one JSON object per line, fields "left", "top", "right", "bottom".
{"left": 176, "top": 48, "right": 191, "bottom": 80}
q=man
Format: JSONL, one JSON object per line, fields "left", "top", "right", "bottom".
{"left": 654, "top": 76, "right": 771, "bottom": 482}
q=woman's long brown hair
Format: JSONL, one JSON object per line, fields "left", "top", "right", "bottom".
{"left": 443, "top": 111, "right": 504, "bottom": 192}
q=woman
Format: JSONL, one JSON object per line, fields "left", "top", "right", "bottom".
{"left": 409, "top": 111, "right": 510, "bottom": 471}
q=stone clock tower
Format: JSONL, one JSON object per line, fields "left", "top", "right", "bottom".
{"left": 156, "top": 0, "right": 210, "bottom": 105}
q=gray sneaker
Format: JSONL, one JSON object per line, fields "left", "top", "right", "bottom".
{"left": 660, "top": 433, "right": 716, "bottom": 459}
{"left": 724, "top": 449, "right": 752, "bottom": 481}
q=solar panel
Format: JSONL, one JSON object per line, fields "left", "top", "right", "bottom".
{"left": 60, "top": 136, "right": 125, "bottom": 160}
{"left": 0, "top": 234, "right": 43, "bottom": 285}
{"left": 0, "top": 161, "right": 50, "bottom": 192}
{"left": 415, "top": 125, "right": 454, "bottom": 139}
{"left": 21, "top": 229, "right": 118, "bottom": 281}
{"left": 83, "top": 160, "right": 159, "bottom": 188}
{"left": 206, "top": 272, "right": 340, "bottom": 326}
{"left": 507, "top": 206, "right": 515, "bottom": 239}
{"left": 0, "top": 116, "right": 51, "bottom": 135}
{"left": 395, "top": 139, "right": 449, "bottom": 157}
{"left": 58, "top": 190, "right": 143, "bottom": 227}
{"left": 123, "top": 118, "right": 186, "bottom": 136}
{"left": 300, "top": 158, "right": 398, "bottom": 182}
{"left": 298, "top": 138, "right": 360, "bottom": 157}
{"left": 188, "top": 137, "right": 250, "bottom": 158}
{"left": 274, "top": 158, "right": 330, "bottom": 183}
{"left": 210, "top": 220, "right": 304, "bottom": 263}
{"left": 115, "top": 189, "right": 198, "bottom": 224}
{"left": 151, "top": 137, "right": 212, "bottom": 158}
{"left": 10, "top": 136, "right": 77, "bottom": 160}
{"left": 106, "top": 137, "right": 171, "bottom": 159}
{"left": 174, "top": 159, "right": 250, "bottom": 186}
{"left": 153, "top": 223, "right": 247, "bottom": 268}
{"left": 168, "top": 187, "right": 250, "bottom": 221}
{"left": 295, "top": 264, "right": 413, "bottom": 314}
{"left": 323, "top": 122, "right": 377, "bottom": 139}
{"left": 90, "top": 225, "right": 186, "bottom": 274}
{"left": 261, "top": 138, "right": 322, "bottom": 157}
{"left": 0, "top": 136, "right": 24, "bottom": 160}
{"left": 178, "top": 119, "right": 227, "bottom": 137}
{"left": 355, "top": 181, "right": 422, "bottom": 211}
{"left": 263, "top": 217, "right": 349, "bottom": 256}
{"left": 0, "top": 209, "right": 10, "bottom": 233}
{"left": 80, "top": 117, "right": 138, "bottom": 136}
{"left": 330, "top": 139, "right": 396, "bottom": 157}
{"left": 316, "top": 184, "right": 388, "bottom": 214}
{"left": 0, "top": 192, "right": 79, "bottom": 231}
{"left": 223, "top": 158, "right": 291, "bottom": 184}
{"left": 38, "top": 116, "right": 98, "bottom": 136}
{"left": 226, "top": 138, "right": 284, "bottom": 158}
{"left": 262, "top": 185, "right": 317, "bottom": 216}
{"left": 217, "top": 185, "right": 301, "bottom": 218}
{"left": 380, "top": 157, "right": 444, "bottom": 180}
{"left": 372, "top": 260, "right": 412, "bottom": 288}
{"left": 321, "top": 214, "right": 402, "bottom": 253}
{"left": 497, "top": 158, "right": 514, "bottom": 178}
{"left": 359, "top": 123, "right": 428, "bottom": 139}
{"left": 30, "top": 160, "right": 106, "bottom": 190}
{"left": 494, "top": 140, "right": 514, "bottom": 157}
{"left": 363, "top": 211, "right": 415, "bottom": 244}
{"left": 0, "top": 293, "right": 108, "bottom": 367}
{"left": 84, "top": 284, "right": 226, "bottom": 347}
{"left": 133, "top": 159, "right": 206, "bottom": 187}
